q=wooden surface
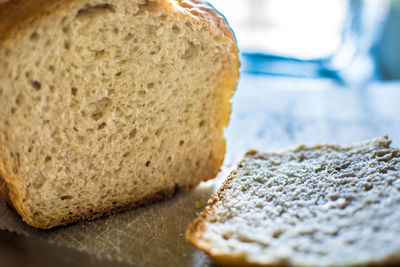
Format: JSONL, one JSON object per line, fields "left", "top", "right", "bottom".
{"left": 0, "top": 73, "right": 400, "bottom": 266}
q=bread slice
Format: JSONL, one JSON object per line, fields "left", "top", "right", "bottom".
{"left": 0, "top": 0, "right": 239, "bottom": 229}
{"left": 186, "top": 136, "right": 400, "bottom": 266}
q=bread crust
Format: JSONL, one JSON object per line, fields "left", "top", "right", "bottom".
{"left": 0, "top": 148, "right": 30, "bottom": 225}
{"left": 0, "top": 0, "right": 238, "bottom": 45}
{"left": 185, "top": 161, "right": 264, "bottom": 267}
{"left": 0, "top": 0, "right": 239, "bottom": 229}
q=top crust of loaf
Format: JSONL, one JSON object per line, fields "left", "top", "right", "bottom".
{"left": 186, "top": 136, "right": 400, "bottom": 267}
{"left": 0, "top": 0, "right": 239, "bottom": 228}
{"left": 0, "top": 0, "right": 237, "bottom": 45}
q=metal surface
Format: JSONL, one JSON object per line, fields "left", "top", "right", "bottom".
{"left": 0, "top": 74, "right": 399, "bottom": 266}
{"left": 0, "top": 229, "right": 130, "bottom": 267}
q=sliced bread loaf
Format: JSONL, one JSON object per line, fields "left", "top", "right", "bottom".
{"left": 186, "top": 136, "right": 400, "bottom": 266}
{"left": 0, "top": 0, "right": 239, "bottom": 229}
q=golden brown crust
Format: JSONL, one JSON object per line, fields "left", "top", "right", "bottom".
{"left": 0, "top": 172, "right": 11, "bottom": 207}
{"left": 170, "top": 0, "right": 237, "bottom": 43}
{"left": 0, "top": 151, "right": 29, "bottom": 223}
{"left": 169, "top": 0, "right": 240, "bottom": 142}
{"left": 185, "top": 161, "right": 247, "bottom": 266}
{"left": 0, "top": 0, "right": 67, "bottom": 44}
{"left": 0, "top": 0, "right": 239, "bottom": 47}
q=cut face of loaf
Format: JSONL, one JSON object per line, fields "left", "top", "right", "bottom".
{"left": 186, "top": 136, "right": 400, "bottom": 267}
{"left": 0, "top": 0, "right": 239, "bottom": 229}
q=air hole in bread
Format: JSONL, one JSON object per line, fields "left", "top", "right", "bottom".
{"left": 272, "top": 229, "right": 284, "bottom": 238}
{"left": 98, "top": 122, "right": 106, "bottom": 130}
{"left": 62, "top": 26, "right": 69, "bottom": 33}
{"left": 129, "top": 128, "right": 137, "bottom": 138}
{"left": 95, "top": 50, "right": 105, "bottom": 60}
{"left": 136, "top": 0, "right": 157, "bottom": 14}
{"left": 179, "top": 140, "right": 184, "bottom": 146}
{"left": 31, "top": 81, "right": 41, "bottom": 90}
{"left": 45, "top": 156, "right": 52, "bottom": 163}
{"left": 123, "top": 33, "right": 133, "bottom": 41}
{"left": 76, "top": 3, "right": 115, "bottom": 18}
{"left": 222, "top": 232, "right": 232, "bottom": 240}
{"left": 172, "top": 25, "right": 180, "bottom": 34}
{"left": 88, "top": 97, "right": 111, "bottom": 120}
{"left": 71, "top": 87, "right": 77, "bottom": 96}
{"left": 182, "top": 41, "right": 197, "bottom": 60}
{"left": 60, "top": 195, "right": 73, "bottom": 201}
{"left": 30, "top": 32, "right": 39, "bottom": 41}
{"left": 64, "top": 41, "right": 70, "bottom": 50}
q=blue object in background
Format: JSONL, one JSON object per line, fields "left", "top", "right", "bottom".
{"left": 240, "top": 53, "right": 343, "bottom": 83}
{"left": 209, "top": 0, "right": 400, "bottom": 85}
{"left": 376, "top": 2, "right": 400, "bottom": 80}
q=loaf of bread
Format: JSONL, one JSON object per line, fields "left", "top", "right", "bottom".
{"left": 0, "top": 0, "right": 239, "bottom": 229}
{"left": 186, "top": 136, "right": 400, "bottom": 266}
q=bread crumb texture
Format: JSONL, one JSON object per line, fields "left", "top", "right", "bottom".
{"left": 0, "top": 0, "right": 239, "bottom": 228}
{"left": 186, "top": 136, "right": 400, "bottom": 267}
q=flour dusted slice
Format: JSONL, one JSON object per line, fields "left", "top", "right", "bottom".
{"left": 186, "top": 136, "right": 400, "bottom": 266}
{"left": 0, "top": 0, "right": 239, "bottom": 229}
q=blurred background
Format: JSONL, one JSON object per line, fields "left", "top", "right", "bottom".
{"left": 208, "top": 0, "right": 400, "bottom": 86}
